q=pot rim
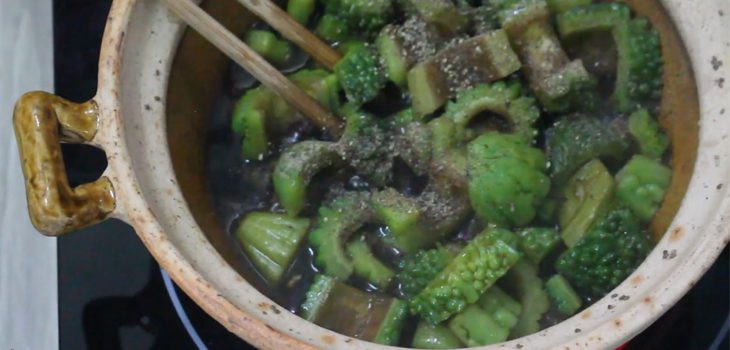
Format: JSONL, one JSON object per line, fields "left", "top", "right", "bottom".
{"left": 91, "top": 0, "right": 730, "bottom": 349}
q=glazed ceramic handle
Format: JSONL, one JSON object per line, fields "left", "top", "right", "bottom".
{"left": 13, "top": 92, "right": 116, "bottom": 236}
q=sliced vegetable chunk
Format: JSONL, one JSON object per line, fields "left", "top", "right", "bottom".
{"left": 449, "top": 304, "right": 510, "bottom": 346}
{"left": 336, "top": 106, "right": 393, "bottom": 186}
{"left": 477, "top": 286, "right": 523, "bottom": 330}
{"left": 546, "top": 116, "right": 630, "bottom": 185}
{"left": 446, "top": 82, "right": 539, "bottom": 142}
{"left": 410, "top": 228, "right": 521, "bottom": 324}
{"left": 498, "top": 0, "right": 594, "bottom": 112}
{"left": 376, "top": 25, "right": 410, "bottom": 86}
{"left": 244, "top": 30, "right": 293, "bottom": 66}
{"left": 516, "top": 227, "right": 561, "bottom": 264}
{"left": 547, "top": 0, "right": 592, "bottom": 14}
{"left": 287, "top": 0, "right": 316, "bottom": 24}
{"left": 545, "top": 274, "right": 582, "bottom": 316}
{"left": 398, "top": 0, "right": 467, "bottom": 34}
{"left": 347, "top": 235, "right": 395, "bottom": 289}
{"left": 309, "top": 192, "right": 374, "bottom": 280}
{"left": 613, "top": 17, "right": 663, "bottom": 113}
{"left": 315, "top": 14, "right": 350, "bottom": 43}
{"left": 235, "top": 212, "right": 310, "bottom": 284}
{"left": 232, "top": 70, "right": 340, "bottom": 160}
{"left": 322, "top": 0, "right": 395, "bottom": 35}
{"left": 407, "top": 63, "right": 448, "bottom": 116}
{"left": 412, "top": 321, "right": 464, "bottom": 349}
{"left": 615, "top": 155, "right": 671, "bottom": 222}
{"left": 628, "top": 108, "right": 669, "bottom": 159}
{"left": 468, "top": 133, "right": 551, "bottom": 227}
{"left": 273, "top": 141, "right": 342, "bottom": 216}
{"left": 559, "top": 159, "right": 614, "bottom": 247}
{"left": 300, "top": 274, "right": 408, "bottom": 345}
{"left": 396, "top": 245, "right": 459, "bottom": 299}
{"left": 408, "top": 30, "right": 521, "bottom": 115}
{"left": 556, "top": 3, "right": 631, "bottom": 37}
{"left": 555, "top": 3, "right": 662, "bottom": 112}
{"left": 502, "top": 258, "right": 550, "bottom": 338}
{"left": 556, "top": 207, "right": 652, "bottom": 296}
{"left": 372, "top": 184, "right": 470, "bottom": 253}
{"left": 335, "top": 44, "right": 387, "bottom": 103}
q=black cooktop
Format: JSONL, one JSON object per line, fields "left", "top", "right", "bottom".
{"left": 55, "top": 0, "right": 729, "bottom": 349}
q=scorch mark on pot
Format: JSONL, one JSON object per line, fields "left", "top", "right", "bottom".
{"left": 321, "top": 335, "right": 335, "bottom": 345}
{"left": 630, "top": 274, "right": 644, "bottom": 285}
{"left": 668, "top": 225, "right": 685, "bottom": 242}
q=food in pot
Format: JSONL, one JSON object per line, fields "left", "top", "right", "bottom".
{"left": 215, "top": 0, "right": 671, "bottom": 347}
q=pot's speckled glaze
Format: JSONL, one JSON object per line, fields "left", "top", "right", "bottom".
{"left": 20, "top": 0, "right": 730, "bottom": 348}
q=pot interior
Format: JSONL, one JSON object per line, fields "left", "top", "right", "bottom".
{"left": 165, "top": 0, "right": 700, "bottom": 341}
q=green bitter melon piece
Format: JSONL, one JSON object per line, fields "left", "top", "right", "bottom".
{"left": 407, "top": 29, "right": 521, "bottom": 115}
{"left": 615, "top": 155, "right": 671, "bottom": 222}
{"left": 501, "top": 258, "right": 550, "bottom": 338}
{"left": 347, "top": 235, "right": 395, "bottom": 290}
{"left": 545, "top": 274, "right": 583, "bottom": 316}
{"left": 445, "top": 81, "right": 540, "bottom": 142}
{"left": 558, "top": 159, "right": 615, "bottom": 247}
{"left": 273, "top": 141, "right": 342, "bottom": 216}
{"left": 628, "top": 108, "right": 669, "bottom": 159}
{"left": 498, "top": 0, "right": 595, "bottom": 112}
{"left": 412, "top": 321, "right": 464, "bottom": 349}
{"left": 234, "top": 212, "right": 310, "bottom": 284}
{"left": 300, "top": 274, "right": 408, "bottom": 345}
{"left": 309, "top": 192, "right": 374, "bottom": 280}
{"left": 244, "top": 30, "right": 292, "bottom": 65}
{"left": 515, "top": 227, "right": 561, "bottom": 264}
{"left": 410, "top": 228, "right": 522, "bottom": 324}
{"left": 546, "top": 116, "right": 630, "bottom": 185}
{"left": 334, "top": 44, "right": 387, "bottom": 104}
{"left": 287, "top": 0, "right": 316, "bottom": 24}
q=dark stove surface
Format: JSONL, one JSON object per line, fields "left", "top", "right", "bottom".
{"left": 54, "top": 0, "right": 728, "bottom": 349}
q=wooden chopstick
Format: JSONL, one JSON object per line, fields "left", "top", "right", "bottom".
{"left": 235, "top": 0, "right": 342, "bottom": 70}
{"left": 161, "top": 0, "right": 343, "bottom": 137}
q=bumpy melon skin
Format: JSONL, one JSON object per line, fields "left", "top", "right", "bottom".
{"left": 322, "top": 0, "right": 395, "bottom": 34}
{"left": 410, "top": 229, "right": 522, "bottom": 324}
{"left": 467, "top": 133, "right": 551, "bottom": 228}
{"left": 335, "top": 44, "right": 387, "bottom": 104}
{"left": 546, "top": 116, "right": 630, "bottom": 185}
{"left": 556, "top": 207, "right": 652, "bottom": 297}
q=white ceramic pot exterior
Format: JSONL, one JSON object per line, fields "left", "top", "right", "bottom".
{"left": 85, "top": 0, "right": 730, "bottom": 349}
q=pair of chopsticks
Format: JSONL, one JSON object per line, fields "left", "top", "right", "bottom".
{"left": 161, "top": 0, "right": 344, "bottom": 136}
